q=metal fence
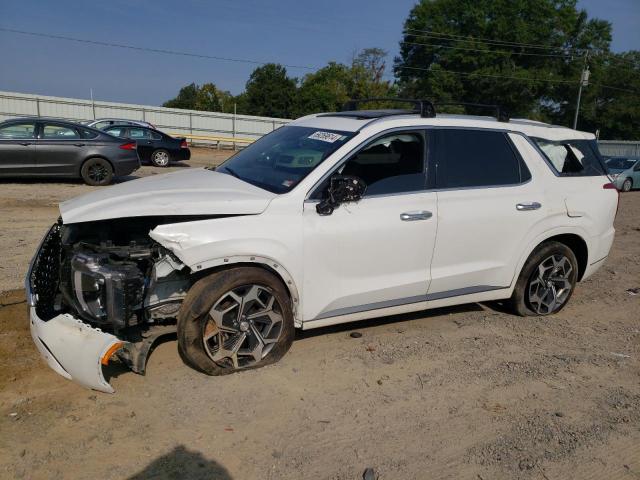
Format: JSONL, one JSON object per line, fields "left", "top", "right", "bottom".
{"left": 597, "top": 140, "right": 640, "bottom": 158}
{"left": 0, "top": 90, "right": 291, "bottom": 146}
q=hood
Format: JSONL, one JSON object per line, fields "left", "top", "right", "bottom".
{"left": 60, "top": 168, "right": 277, "bottom": 224}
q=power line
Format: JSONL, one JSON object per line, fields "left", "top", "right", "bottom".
{"left": 0, "top": 27, "right": 316, "bottom": 71}
{"left": 396, "top": 65, "right": 578, "bottom": 84}
{"left": 401, "top": 40, "right": 581, "bottom": 60}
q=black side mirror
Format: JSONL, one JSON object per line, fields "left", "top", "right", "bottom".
{"left": 316, "top": 175, "right": 367, "bottom": 216}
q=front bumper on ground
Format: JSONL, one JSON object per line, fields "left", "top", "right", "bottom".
{"left": 28, "top": 306, "right": 124, "bottom": 393}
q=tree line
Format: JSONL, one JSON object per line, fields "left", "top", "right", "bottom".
{"left": 163, "top": 0, "right": 639, "bottom": 139}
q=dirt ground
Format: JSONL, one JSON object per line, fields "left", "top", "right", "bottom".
{"left": 0, "top": 155, "right": 638, "bottom": 479}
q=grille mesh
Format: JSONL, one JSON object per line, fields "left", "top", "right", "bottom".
{"left": 31, "top": 224, "right": 62, "bottom": 320}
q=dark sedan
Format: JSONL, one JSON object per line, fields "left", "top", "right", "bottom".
{"left": 0, "top": 118, "right": 140, "bottom": 185}
{"left": 103, "top": 125, "right": 190, "bottom": 167}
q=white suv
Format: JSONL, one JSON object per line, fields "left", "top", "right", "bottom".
{"left": 27, "top": 100, "right": 618, "bottom": 392}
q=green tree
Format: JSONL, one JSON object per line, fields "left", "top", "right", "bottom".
{"left": 195, "top": 83, "right": 234, "bottom": 113}
{"left": 242, "top": 64, "right": 297, "bottom": 118}
{"left": 394, "top": 0, "right": 615, "bottom": 118}
{"left": 294, "top": 62, "right": 353, "bottom": 117}
{"left": 162, "top": 83, "right": 199, "bottom": 109}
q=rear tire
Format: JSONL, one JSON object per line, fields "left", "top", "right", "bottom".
{"left": 621, "top": 178, "right": 633, "bottom": 192}
{"left": 177, "top": 267, "right": 295, "bottom": 375}
{"left": 151, "top": 149, "right": 171, "bottom": 167}
{"left": 509, "top": 241, "right": 578, "bottom": 316}
{"left": 80, "top": 157, "right": 113, "bottom": 186}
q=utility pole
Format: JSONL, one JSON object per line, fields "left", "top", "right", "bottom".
{"left": 572, "top": 52, "right": 590, "bottom": 130}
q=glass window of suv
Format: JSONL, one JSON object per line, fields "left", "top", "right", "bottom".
{"left": 218, "top": 125, "right": 355, "bottom": 194}
{"left": 0, "top": 122, "right": 36, "bottom": 139}
{"left": 435, "top": 129, "right": 526, "bottom": 188}
{"left": 339, "top": 131, "right": 425, "bottom": 196}
{"left": 533, "top": 138, "right": 606, "bottom": 176}
{"left": 42, "top": 124, "right": 80, "bottom": 139}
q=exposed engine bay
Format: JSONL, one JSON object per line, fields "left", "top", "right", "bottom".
{"left": 29, "top": 216, "right": 216, "bottom": 374}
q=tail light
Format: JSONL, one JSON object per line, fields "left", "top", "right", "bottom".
{"left": 180, "top": 139, "right": 188, "bottom": 149}
{"left": 119, "top": 142, "right": 136, "bottom": 150}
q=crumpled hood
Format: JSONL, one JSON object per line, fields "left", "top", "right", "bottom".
{"left": 60, "top": 168, "right": 277, "bottom": 224}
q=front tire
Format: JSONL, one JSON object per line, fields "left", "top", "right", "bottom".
{"left": 621, "top": 178, "right": 633, "bottom": 192}
{"left": 151, "top": 149, "right": 171, "bottom": 167}
{"left": 80, "top": 157, "right": 113, "bottom": 186}
{"left": 177, "top": 267, "right": 295, "bottom": 375}
{"left": 509, "top": 241, "right": 578, "bottom": 316}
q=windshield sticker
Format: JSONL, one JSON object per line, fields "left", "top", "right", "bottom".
{"left": 308, "top": 131, "right": 345, "bottom": 143}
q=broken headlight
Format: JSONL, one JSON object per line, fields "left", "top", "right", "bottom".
{"left": 71, "top": 252, "right": 144, "bottom": 330}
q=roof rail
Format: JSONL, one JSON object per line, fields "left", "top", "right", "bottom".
{"left": 435, "top": 102, "right": 510, "bottom": 123}
{"left": 341, "top": 98, "right": 436, "bottom": 118}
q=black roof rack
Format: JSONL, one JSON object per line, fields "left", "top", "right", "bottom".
{"left": 321, "top": 98, "right": 509, "bottom": 122}
{"left": 435, "top": 102, "right": 510, "bottom": 122}
{"left": 341, "top": 98, "right": 436, "bottom": 118}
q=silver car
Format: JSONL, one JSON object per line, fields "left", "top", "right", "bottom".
{"left": 605, "top": 156, "right": 640, "bottom": 192}
{"left": 82, "top": 118, "right": 156, "bottom": 130}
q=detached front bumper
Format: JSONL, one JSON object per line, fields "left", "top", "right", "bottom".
{"left": 29, "top": 307, "right": 124, "bottom": 393}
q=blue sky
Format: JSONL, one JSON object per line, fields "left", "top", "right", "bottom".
{"left": 0, "top": 0, "right": 638, "bottom": 105}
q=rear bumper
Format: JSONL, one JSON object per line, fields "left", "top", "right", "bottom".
{"left": 113, "top": 157, "right": 140, "bottom": 177}
{"left": 173, "top": 148, "right": 191, "bottom": 161}
{"left": 29, "top": 307, "right": 124, "bottom": 393}
{"left": 582, "top": 227, "right": 615, "bottom": 281}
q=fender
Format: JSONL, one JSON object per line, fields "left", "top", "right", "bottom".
{"left": 509, "top": 225, "right": 591, "bottom": 292}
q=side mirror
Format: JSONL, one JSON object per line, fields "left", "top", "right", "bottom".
{"left": 316, "top": 175, "right": 367, "bottom": 216}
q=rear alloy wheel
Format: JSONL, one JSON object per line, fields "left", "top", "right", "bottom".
{"left": 509, "top": 241, "right": 578, "bottom": 316}
{"left": 621, "top": 178, "right": 633, "bottom": 192}
{"left": 178, "top": 267, "right": 294, "bottom": 375}
{"left": 151, "top": 149, "right": 170, "bottom": 167}
{"left": 80, "top": 157, "right": 113, "bottom": 186}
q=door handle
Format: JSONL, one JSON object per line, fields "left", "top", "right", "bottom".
{"left": 516, "top": 202, "right": 542, "bottom": 211}
{"left": 19, "top": 142, "right": 31, "bottom": 146}
{"left": 400, "top": 210, "right": 432, "bottom": 221}
{"left": 73, "top": 143, "right": 86, "bottom": 147}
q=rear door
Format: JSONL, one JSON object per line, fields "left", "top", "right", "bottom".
{"left": 36, "top": 122, "right": 86, "bottom": 175}
{"left": 0, "top": 121, "right": 37, "bottom": 175}
{"left": 128, "top": 127, "right": 155, "bottom": 160}
{"left": 428, "top": 128, "right": 543, "bottom": 295}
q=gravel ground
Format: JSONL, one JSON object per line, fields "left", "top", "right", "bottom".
{"left": 0, "top": 161, "right": 638, "bottom": 479}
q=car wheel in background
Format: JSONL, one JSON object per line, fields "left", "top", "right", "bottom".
{"left": 509, "top": 241, "right": 578, "bottom": 316}
{"left": 151, "top": 149, "right": 171, "bottom": 167}
{"left": 177, "top": 267, "right": 295, "bottom": 376}
{"left": 621, "top": 178, "right": 633, "bottom": 192}
{"left": 80, "top": 157, "right": 114, "bottom": 186}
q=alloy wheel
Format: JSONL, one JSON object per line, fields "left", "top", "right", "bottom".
{"left": 527, "top": 254, "right": 574, "bottom": 314}
{"left": 203, "top": 284, "right": 284, "bottom": 369}
{"left": 88, "top": 163, "right": 108, "bottom": 182}
{"left": 153, "top": 151, "right": 169, "bottom": 166}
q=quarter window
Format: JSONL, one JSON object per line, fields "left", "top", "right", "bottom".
{"left": 0, "top": 122, "right": 36, "bottom": 139}
{"left": 42, "top": 124, "right": 80, "bottom": 139}
{"left": 534, "top": 138, "right": 606, "bottom": 176}
{"left": 340, "top": 132, "right": 425, "bottom": 196}
{"left": 435, "top": 129, "right": 524, "bottom": 188}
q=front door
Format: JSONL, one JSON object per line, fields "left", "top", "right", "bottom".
{"left": 0, "top": 121, "right": 37, "bottom": 175}
{"left": 302, "top": 130, "right": 438, "bottom": 322}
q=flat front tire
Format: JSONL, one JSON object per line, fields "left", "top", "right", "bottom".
{"left": 177, "top": 267, "right": 295, "bottom": 375}
{"left": 80, "top": 157, "right": 113, "bottom": 186}
{"left": 509, "top": 241, "right": 578, "bottom": 316}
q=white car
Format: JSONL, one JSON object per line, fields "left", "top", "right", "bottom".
{"left": 26, "top": 100, "right": 618, "bottom": 392}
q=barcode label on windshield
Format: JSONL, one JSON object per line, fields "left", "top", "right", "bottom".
{"left": 308, "top": 131, "right": 344, "bottom": 143}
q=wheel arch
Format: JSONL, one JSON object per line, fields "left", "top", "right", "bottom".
{"left": 190, "top": 256, "right": 301, "bottom": 326}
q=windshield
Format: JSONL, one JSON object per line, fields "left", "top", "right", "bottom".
{"left": 217, "top": 126, "right": 355, "bottom": 193}
{"left": 605, "top": 157, "right": 636, "bottom": 171}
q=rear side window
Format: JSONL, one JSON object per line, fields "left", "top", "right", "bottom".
{"left": 42, "top": 124, "right": 80, "bottom": 139}
{"left": 79, "top": 128, "right": 98, "bottom": 139}
{"left": 129, "top": 128, "right": 151, "bottom": 139}
{"left": 533, "top": 138, "right": 606, "bottom": 176}
{"left": 434, "top": 129, "right": 526, "bottom": 188}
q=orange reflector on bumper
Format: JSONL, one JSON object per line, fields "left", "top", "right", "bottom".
{"left": 101, "top": 342, "right": 125, "bottom": 366}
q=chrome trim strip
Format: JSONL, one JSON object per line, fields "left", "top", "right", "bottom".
{"left": 310, "top": 285, "right": 505, "bottom": 321}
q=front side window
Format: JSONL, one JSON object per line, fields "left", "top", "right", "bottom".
{"left": 340, "top": 132, "right": 425, "bottom": 196}
{"left": 533, "top": 138, "right": 606, "bottom": 176}
{"left": 0, "top": 122, "right": 36, "bottom": 139}
{"left": 435, "top": 129, "right": 525, "bottom": 188}
{"left": 42, "top": 124, "right": 80, "bottom": 139}
{"left": 218, "top": 126, "right": 355, "bottom": 194}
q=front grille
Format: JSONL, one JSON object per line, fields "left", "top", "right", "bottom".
{"left": 30, "top": 223, "right": 62, "bottom": 320}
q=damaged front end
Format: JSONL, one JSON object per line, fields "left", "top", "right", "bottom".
{"left": 27, "top": 217, "right": 196, "bottom": 392}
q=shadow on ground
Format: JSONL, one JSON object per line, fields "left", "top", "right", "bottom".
{"left": 127, "top": 445, "right": 232, "bottom": 480}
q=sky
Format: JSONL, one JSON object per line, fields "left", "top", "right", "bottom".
{"left": 0, "top": 0, "right": 638, "bottom": 106}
